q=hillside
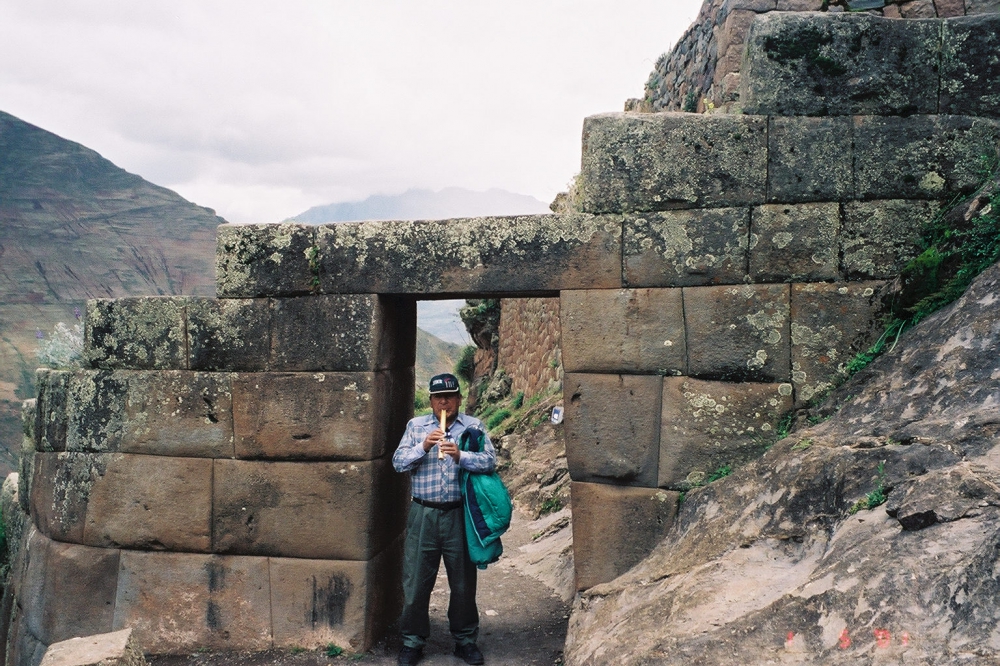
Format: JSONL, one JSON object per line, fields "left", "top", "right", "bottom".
{"left": 0, "top": 110, "right": 223, "bottom": 469}
{"left": 414, "top": 327, "right": 464, "bottom": 389}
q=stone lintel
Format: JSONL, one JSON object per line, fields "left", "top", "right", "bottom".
{"left": 216, "top": 223, "right": 317, "bottom": 298}
{"left": 316, "top": 214, "right": 623, "bottom": 294}
{"left": 570, "top": 481, "right": 678, "bottom": 590}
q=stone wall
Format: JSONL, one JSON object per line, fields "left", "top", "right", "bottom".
{"left": 628, "top": 0, "right": 998, "bottom": 113}
{"left": 6, "top": 12, "right": 1000, "bottom": 663}
{"left": 496, "top": 298, "right": 562, "bottom": 401}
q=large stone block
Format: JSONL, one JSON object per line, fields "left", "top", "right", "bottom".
{"left": 233, "top": 370, "right": 412, "bottom": 461}
{"left": 570, "top": 482, "right": 678, "bottom": 590}
{"left": 85, "top": 298, "right": 187, "bottom": 370}
{"left": 560, "top": 289, "right": 686, "bottom": 374}
{"left": 790, "top": 281, "right": 889, "bottom": 405}
{"left": 578, "top": 113, "right": 768, "bottom": 214}
{"left": 270, "top": 295, "right": 416, "bottom": 372}
{"left": 658, "top": 378, "right": 793, "bottom": 488}
{"left": 31, "top": 453, "right": 107, "bottom": 543}
{"left": 841, "top": 200, "right": 939, "bottom": 279}
{"left": 35, "top": 369, "right": 69, "bottom": 452}
{"left": 112, "top": 551, "right": 271, "bottom": 653}
{"left": 269, "top": 538, "right": 402, "bottom": 652}
{"left": 940, "top": 15, "right": 1000, "bottom": 117}
{"left": 8, "top": 610, "right": 48, "bottom": 666}
{"left": 31, "top": 452, "right": 212, "bottom": 550}
{"left": 40, "top": 628, "right": 146, "bottom": 666}
{"left": 316, "top": 214, "right": 623, "bottom": 294}
{"left": 216, "top": 223, "right": 317, "bottom": 298}
{"left": 740, "top": 12, "right": 941, "bottom": 116}
{"left": 21, "top": 531, "right": 119, "bottom": 645}
{"left": 187, "top": 297, "right": 271, "bottom": 371}
{"left": 60, "top": 371, "right": 234, "bottom": 458}
{"left": 564, "top": 374, "right": 662, "bottom": 487}
{"left": 684, "top": 284, "right": 791, "bottom": 382}
{"left": 212, "top": 457, "right": 408, "bottom": 560}
{"left": 854, "top": 115, "right": 1000, "bottom": 201}
{"left": 749, "top": 202, "right": 840, "bottom": 282}
{"left": 622, "top": 208, "right": 750, "bottom": 287}
{"left": 82, "top": 453, "right": 213, "bottom": 551}
{"left": 767, "top": 116, "right": 852, "bottom": 202}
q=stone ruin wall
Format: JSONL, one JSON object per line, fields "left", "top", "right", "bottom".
{"left": 496, "top": 297, "right": 562, "bottom": 401}
{"left": 2, "top": 11, "right": 999, "bottom": 665}
{"left": 629, "top": 0, "right": 999, "bottom": 113}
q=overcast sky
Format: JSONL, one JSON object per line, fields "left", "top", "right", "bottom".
{"left": 0, "top": 1, "right": 701, "bottom": 223}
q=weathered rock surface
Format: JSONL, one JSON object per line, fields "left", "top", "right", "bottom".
{"left": 40, "top": 628, "right": 146, "bottom": 666}
{"left": 564, "top": 257, "right": 1000, "bottom": 664}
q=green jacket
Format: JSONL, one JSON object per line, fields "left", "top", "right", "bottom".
{"left": 459, "top": 427, "right": 512, "bottom": 569}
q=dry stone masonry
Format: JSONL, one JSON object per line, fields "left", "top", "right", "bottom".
{"left": 4, "top": 11, "right": 1000, "bottom": 664}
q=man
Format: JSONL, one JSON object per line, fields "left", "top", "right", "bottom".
{"left": 392, "top": 373, "right": 496, "bottom": 666}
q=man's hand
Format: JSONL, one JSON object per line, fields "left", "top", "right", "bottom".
{"left": 439, "top": 440, "right": 460, "bottom": 463}
{"left": 421, "top": 428, "right": 444, "bottom": 453}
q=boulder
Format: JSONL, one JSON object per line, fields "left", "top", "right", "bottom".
{"left": 40, "top": 628, "right": 146, "bottom": 666}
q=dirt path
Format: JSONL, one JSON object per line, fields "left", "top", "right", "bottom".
{"left": 148, "top": 510, "right": 570, "bottom": 666}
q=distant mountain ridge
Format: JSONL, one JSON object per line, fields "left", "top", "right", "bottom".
{"left": 289, "top": 187, "right": 550, "bottom": 223}
{"left": 0, "top": 110, "right": 224, "bottom": 469}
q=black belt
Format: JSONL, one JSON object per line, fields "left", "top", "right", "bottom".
{"left": 411, "top": 497, "right": 463, "bottom": 511}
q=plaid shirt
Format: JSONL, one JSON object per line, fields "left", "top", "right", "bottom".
{"left": 392, "top": 412, "right": 496, "bottom": 503}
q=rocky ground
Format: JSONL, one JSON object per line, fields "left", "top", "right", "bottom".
{"left": 148, "top": 414, "right": 574, "bottom": 666}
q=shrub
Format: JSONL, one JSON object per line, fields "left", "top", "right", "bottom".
{"left": 454, "top": 345, "right": 477, "bottom": 384}
{"left": 36, "top": 321, "right": 83, "bottom": 368}
{"left": 512, "top": 391, "right": 524, "bottom": 409}
{"left": 485, "top": 408, "right": 511, "bottom": 431}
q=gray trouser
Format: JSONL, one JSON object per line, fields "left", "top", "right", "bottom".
{"left": 399, "top": 501, "right": 479, "bottom": 649}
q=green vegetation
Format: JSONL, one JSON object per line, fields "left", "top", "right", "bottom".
{"left": 705, "top": 464, "right": 732, "bottom": 484}
{"left": 683, "top": 91, "right": 698, "bottom": 113}
{"left": 326, "top": 644, "right": 344, "bottom": 657}
{"left": 414, "top": 387, "right": 429, "bottom": 414}
{"left": 539, "top": 496, "right": 563, "bottom": 516}
{"left": 485, "top": 408, "right": 512, "bottom": 431}
{"left": 846, "top": 160, "right": 1000, "bottom": 376}
{"left": 454, "top": 344, "right": 477, "bottom": 384}
{"left": 512, "top": 391, "right": 524, "bottom": 409}
{"left": 792, "top": 438, "right": 813, "bottom": 451}
{"left": 849, "top": 461, "right": 888, "bottom": 514}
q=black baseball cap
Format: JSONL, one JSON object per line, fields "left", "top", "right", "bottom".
{"left": 429, "top": 373, "right": 461, "bottom": 395}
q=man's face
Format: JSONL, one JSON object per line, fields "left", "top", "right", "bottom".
{"left": 430, "top": 392, "right": 462, "bottom": 422}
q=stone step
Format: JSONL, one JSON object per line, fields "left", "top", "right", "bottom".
{"left": 740, "top": 12, "right": 1000, "bottom": 117}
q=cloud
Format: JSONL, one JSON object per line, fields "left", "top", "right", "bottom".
{"left": 0, "top": 0, "right": 700, "bottom": 222}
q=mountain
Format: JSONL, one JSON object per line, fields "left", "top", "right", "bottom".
{"left": 0, "top": 110, "right": 223, "bottom": 470}
{"left": 415, "top": 327, "right": 464, "bottom": 390}
{"left": 288, "top": 187, "right": 551, "bottom": 223}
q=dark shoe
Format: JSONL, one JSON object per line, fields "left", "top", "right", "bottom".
{"left": 397, "top": 645, "right": 423, "bottom": 666}
{"left": 454, "top": 642, "right": 485, "bottom": 665}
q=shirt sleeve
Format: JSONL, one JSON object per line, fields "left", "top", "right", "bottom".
{"left": 458, "top": 427, "right": 496, "bottom": 473}
{"left": 392, "top": 419, "right": 427, "bottom": 472}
